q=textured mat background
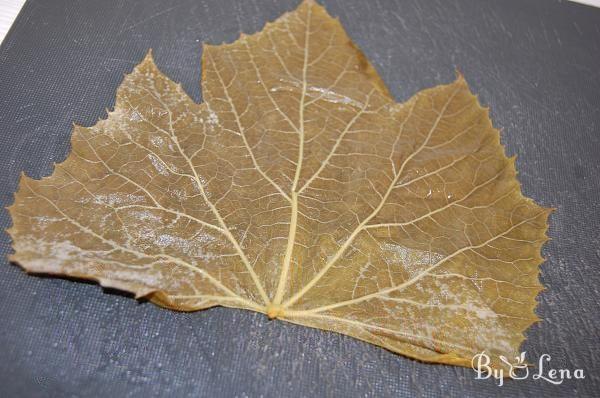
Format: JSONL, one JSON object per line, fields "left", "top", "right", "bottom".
{"left": 1, "top": 0, "right": 599, "bottom": 397}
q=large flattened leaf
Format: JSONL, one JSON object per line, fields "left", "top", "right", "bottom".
{"left": 7, "top": 0, "right": 550, "bottom": 370}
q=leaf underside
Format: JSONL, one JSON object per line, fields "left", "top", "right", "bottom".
{"left": 7, "top": 0, "right": 550, "bottom": 370}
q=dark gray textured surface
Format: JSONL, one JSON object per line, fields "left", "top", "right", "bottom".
{"left": 1, "top": 0, "right": 599, "bottom": 396}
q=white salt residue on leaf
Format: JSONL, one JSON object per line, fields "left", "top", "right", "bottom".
{"left": 169, "top": 188, "right": 187, "bottom": 202}
{"left": 150, "top": 135, "right": 165, "bottom": 148}
{"left": 130, "top": 210, "right": 162, "bottom": 223}
{"left": 129, "top": 109, "right": 143, "bottom": 122}
{"left": 380, "top": 243, "right": 444, "bottom": 279}
{"left": 93, "top": 193, "right": 146, "bottom": 206}
{"left": 31, "top": 216, "right": 64, "bottom": 228}
{"left": 104, "top": 268, "right": 161, "bottom": 287}
{"left": 138, "top": 229, "right": 219, "bottom": 261}
{"left": 306, "top": 86, "right": 364, "bottom": 108}
{"left": 148, "top": 154, "right": 169, "bottom": 176}
{"left": 462, "top": 301, "right": 498, "bottom": 320}
{"left": 16, "top": 239, "right": 82, "bottom": 270}
{"left": 207, "top": 109, "right": 219, "bottom": 126}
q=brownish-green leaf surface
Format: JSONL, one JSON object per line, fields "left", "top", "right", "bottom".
{"left": 7, "top": 0, "right": 550, "bottom": 370}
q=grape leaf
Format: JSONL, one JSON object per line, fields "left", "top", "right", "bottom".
{"left": 7, "top": 0, "right": 550, "bottom": 370}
